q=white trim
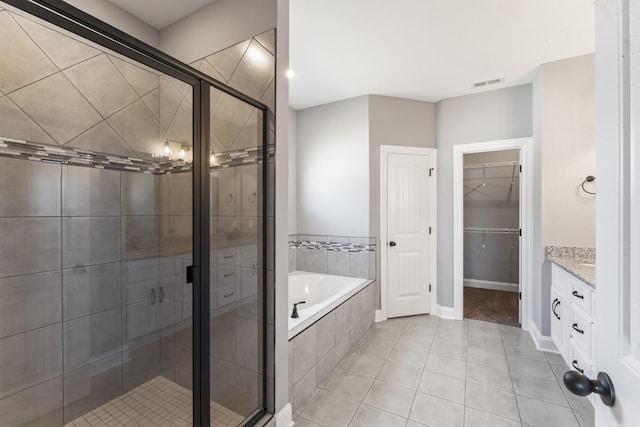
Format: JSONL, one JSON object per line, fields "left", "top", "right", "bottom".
{"left": 275, "top": 403, "right": 293, "bottom": 427}
{"left": 434, "top": 304, "right": 457, "bottom": 320}
{"left": 380, "top": 145, "right": 438, "bottom": 320}
{"left": 452, "top": 137, "right": 533, "bottom": 332}
{"left": 529, "top": 321, "right": 559, "bottom": 353}
{"left": 374, "top": 309, "right": 386, "bottom": 322}
{"left": 464, "top": 279, "right": 519, "bottom": 293}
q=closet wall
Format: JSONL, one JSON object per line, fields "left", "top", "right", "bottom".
{"left": 463, "top": 150, "right": 520, "bottom": 289}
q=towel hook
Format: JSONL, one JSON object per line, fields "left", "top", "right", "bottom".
{"left": 581, "top": 176, "right": 596, "bottom": 195}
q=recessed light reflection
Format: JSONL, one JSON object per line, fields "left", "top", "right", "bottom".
{"left": 247, "top": 44, "right": 267, "bottom": 65}
{"left": 286, "top": 69, "right": 296, "bottom": 79}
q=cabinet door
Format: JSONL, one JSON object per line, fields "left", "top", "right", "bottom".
{"left": 550, "top": 287, "right": 570, "bottom": 364}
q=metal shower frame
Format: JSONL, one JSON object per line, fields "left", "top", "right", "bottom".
{"left": 0, "top": 1, "right": 273, "bottom": 425}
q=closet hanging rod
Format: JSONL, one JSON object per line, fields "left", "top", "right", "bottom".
{"left": 464, "top": 161, "right": 519, "bottom": 170}
{"left": 464, "top": 227, "right": 520, "bottom": 234}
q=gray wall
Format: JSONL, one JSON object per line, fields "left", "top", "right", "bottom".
{"left": 274, "top": 0, "right": 290, "bottom": 417}
{"left": 533, "top": 54, "right": 595, "bottom": 335}
{"left": 64, "top": 0, "right": 160, "bottom": 47}
{"left": 159, "top": 0, "right": 277, "bottom": 64}
{"left": 296, "top": 96, "right": 370, "bottom": 237}
{"left": 368, "top": 95, "right": 437, "bottom": 307}
{"left": 288, "top": 108, "right": 298, "bottom": 235}
{"left": 436, "top": 85, "right": 533, "bottom": 307}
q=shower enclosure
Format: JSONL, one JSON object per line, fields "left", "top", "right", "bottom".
{"left": 0, "top": 1, "right": 274, "bottom": 426}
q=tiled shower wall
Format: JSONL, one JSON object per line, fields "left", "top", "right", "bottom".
{"left": 0, "top": 7, "right": 192, "bottom": 158}
{"left": 0, "top": 156, "right": 193, "bottom": 426}
{"left": 288, "top": 235, "right": 376, "bottom": 278}
{"left": 0, "top": 3, "right": 277, "bottom": 424}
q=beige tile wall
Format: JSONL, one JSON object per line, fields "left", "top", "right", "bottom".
{"left": 289, "top": 283, "right": 376, "bottom": 412}
{"left": 0, "top": 7, "right": 193, "bottom": 159}
{"left": 0, "top": 5, "right": 276, "bottom": 425}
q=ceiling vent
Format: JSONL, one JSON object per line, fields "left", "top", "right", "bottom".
{"left": 473, "top": 77, "right": 504, "bottom": 88}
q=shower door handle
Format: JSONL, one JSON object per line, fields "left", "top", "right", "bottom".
{"left": 389, "top": 241, "right": 397, "bottom": 247}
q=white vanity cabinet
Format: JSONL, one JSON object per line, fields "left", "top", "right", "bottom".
{"left": 550, "top": 264, "right": 596, "bottom": 377}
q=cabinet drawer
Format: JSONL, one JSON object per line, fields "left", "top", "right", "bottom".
{"left": 215, "top": 247, "right": 236, "bottom": 265}
{"left": 570, "top": 341, "right": 593, "bottom": 376}
{"left": 569, "top": 276, "right": 593, "bottom": 316}
{"left": 552, "top": 265, "right": 570, "bottom": 294}
{"left": 215, "top": 285, "right": 237, "bottom": 308}
{"left": 570, "top": 305, "right": 592, "bottom": 358}
{"left": 214, "top": 265, "right": 237, "bottom": 287}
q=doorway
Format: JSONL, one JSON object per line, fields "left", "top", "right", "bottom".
{"left": 452, "top": 137, "right": 533, "bottom": 331}
{"left": 379, "top": 145, "right": 437, "bottom": 320}
{"left": 462, "top": 149, "right": 521, "bottom": 326}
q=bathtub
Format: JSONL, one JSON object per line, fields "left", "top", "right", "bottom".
{"left": 288, "top": 271, "right": 373, "bottom": 339}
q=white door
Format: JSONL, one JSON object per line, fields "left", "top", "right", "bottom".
{"left": 385, "top": 151, "right": 433, "bottom": 318}
{"left": 590, "top": 2, "right": 640, "bottom": 425}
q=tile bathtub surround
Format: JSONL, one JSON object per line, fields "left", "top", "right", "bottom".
{"left": 289, "top": 283, "right": 376, "bottom": 412}
{"left": 288, "top": 235, "right": 377, "bottom": 278}
{"left": 293, "top": 316, "right": 594, "bottom": 427}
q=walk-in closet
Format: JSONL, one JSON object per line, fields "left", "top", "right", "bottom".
{"left": 463, "top": 149, "right": 521, "bottom": 326}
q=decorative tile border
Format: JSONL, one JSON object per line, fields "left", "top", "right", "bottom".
{"left": 545, "top": 245, "right": 595, "bottom": 260}
{"left": 288, "top": 235, "right": 376, "bottom": 253}
{"left": 0, "top": 137, "right": 272, "bottom": 174}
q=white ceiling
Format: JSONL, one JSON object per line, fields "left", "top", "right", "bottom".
{"left": 108, "top": 0, "right": 216, "bottom": 30}
{"left": 289, "top": 0, "right": 595, "bottom": 110}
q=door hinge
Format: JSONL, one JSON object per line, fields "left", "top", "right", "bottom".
{"left": 429, "top": 284, "right": 432, "bottom": 292}
{"left": 519, "top": 292, "right": 522, "bottom": 300}
{"left": 519, "top": 228, "right": 522, "bottom": 237}
{"left": 186, "top": 265, "right": 194, "bottom": 284}
{"left": 429, "top": 168, "right": 434, "bottom": 177}
{"left": 519, "top": 165, "right": 522, "bottom": 173}
{"left": 429, "top": 226, "right": 432, "bottom": 235}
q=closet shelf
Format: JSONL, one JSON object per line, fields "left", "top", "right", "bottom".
{"left": 464, "top": 227, "right": 520, "bottom": 235}
{"left": 464, "top": 161, "right": 519, "bottom": 169}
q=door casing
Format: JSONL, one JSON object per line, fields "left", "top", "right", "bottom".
{"left": 452, "top": 137, "right": 533, "bottom": 332}
{"left": 379, "top": 145, "right": 438, "bottom": 321}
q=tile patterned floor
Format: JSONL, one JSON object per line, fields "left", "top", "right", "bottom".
{"left": 293, "top": 315, "right": 595, "bottom": 427}
{"left": 63, "top": 376, "right": 245, "bottom": 427}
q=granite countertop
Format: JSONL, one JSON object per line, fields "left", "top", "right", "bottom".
{"left": 546, "top": 246, "right": 596, "bottom": 289}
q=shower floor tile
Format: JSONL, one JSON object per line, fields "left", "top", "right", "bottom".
{"left": 63, "top": 376, "right": 245, "bottom": 427}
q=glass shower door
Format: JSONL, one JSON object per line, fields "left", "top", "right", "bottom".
{"left": 0, "top": 3, "right": 195, "bottom": 425}
{"left": 208, "top": 88, "right": 266, "bottom": 424}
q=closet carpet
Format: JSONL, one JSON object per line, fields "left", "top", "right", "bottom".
{"left": 463, "top": 287, "right": 520, "bottom": 327}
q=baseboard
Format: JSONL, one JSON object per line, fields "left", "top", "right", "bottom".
{"left": 375, "top": 309, "right": 386, "bottom": 322}
{"left": 275, "top": 403, "right": 293, "bottom": 427}
{"left": 434, "top": 304, "right": 458, "bottom": 320}
{"left": 464, "top": 278, "right": 519, "bottom": 293}
{"left": 529, "top": 321, "right": 559, "bottom": 353}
